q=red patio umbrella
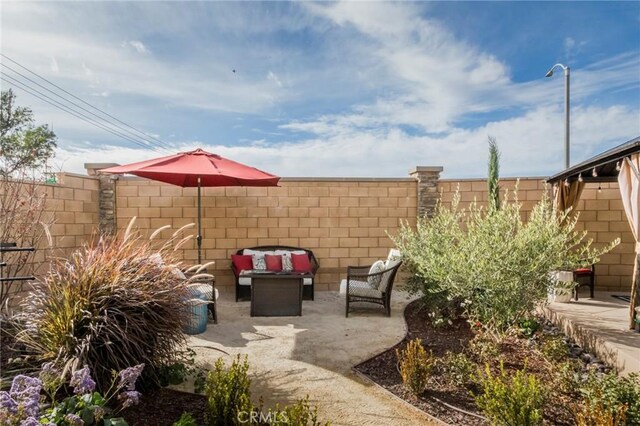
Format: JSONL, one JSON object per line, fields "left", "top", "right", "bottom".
{"left": 101, "top": 148, "right": 280, "bottom": 263}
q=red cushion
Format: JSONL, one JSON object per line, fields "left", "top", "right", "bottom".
{"left": 231, "top": 254, "right": 253, "bottom": 273}
{"left": 265, "top": 254, "right": 283, "bottom": 272}
{"left": 575, "top": 268, "right": 592, "bottom": 274}
{"left": 291, "top": 253, "right": 312, "bottom": 273}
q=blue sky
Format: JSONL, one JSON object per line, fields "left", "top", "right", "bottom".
{"left": 1, "top": 1, "right": 639, "bottom": 178}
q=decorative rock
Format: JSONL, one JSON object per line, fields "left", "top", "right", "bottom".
{"left": 580, "top": 353, "right": 594, "bottom": 364}
{"left": 569, "top": 346, "right": 584, "bottom": 358}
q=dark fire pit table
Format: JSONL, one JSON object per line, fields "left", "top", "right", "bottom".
{"left": 249, "top": 272, "right": 311, "bottom": 316}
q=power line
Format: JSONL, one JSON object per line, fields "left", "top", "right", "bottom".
{"left": 1, "top": 53, "right": 175, "bottom": 152}
{"left": 1, "top": 73, "right": 162, "bottom": 151}
{"left": 1, "top": 73, "right": 155, "bottom": 151}
{"left": 1, "top": 62, "right": 172, "bottom": 152}
{"left": 1, "top": 53, "right": 174, "bottom": 151}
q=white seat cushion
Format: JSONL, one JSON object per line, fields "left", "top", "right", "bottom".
{"left": 190, "top": 283, "right": 218, "bottom": 300}
{"left": 349, "top": 282, "right": 383, "bottom": 299}
{"left": 339, "top": 279, "right": 347, "bottom": 295}
{"left": 368, "top": 260, "right": 385, "bottom": 289}
{"left": 238, "top": 276, "right": 312, "bottom": 285}
{"left": 384, "top": 249, "right": 402, "bottom": 270}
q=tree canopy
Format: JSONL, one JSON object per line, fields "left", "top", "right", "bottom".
{"left": 0, "top": 89, "right": 57, "bottom": 177}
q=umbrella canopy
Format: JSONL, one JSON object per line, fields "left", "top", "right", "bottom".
{"left": 101, "top": 148, "right": 280, "bottom": 187}
{"left": 101, "top": 148, "right": 280, "bottom": 263}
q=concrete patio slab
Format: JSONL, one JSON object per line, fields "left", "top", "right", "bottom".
{"left": 543, "top": 291, "right": 640, "bottom": 375}
{"left": 188, "top": 290, "right": 438, "bottom": 425}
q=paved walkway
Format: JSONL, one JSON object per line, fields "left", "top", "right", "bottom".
{"left": 543, "top": 291, "right": 640, "bottom": 375}
{"left": 188, "top": 291, "right": 437, "bottom": 425}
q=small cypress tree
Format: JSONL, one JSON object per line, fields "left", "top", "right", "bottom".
{"left": 488, "top": 136, "right": 500, "bottom": 211}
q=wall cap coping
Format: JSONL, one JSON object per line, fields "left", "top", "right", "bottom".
{"left": 280, "top": 177, "right": 414, "bottom": 182}
{"left": 409, "top": 166, "right": 444, "bottom": 174}
{"left": 439, "top": 176, "right": 547, "bottom": 182}
{"left": 84, "top": 163, "right": 120, "bottom": 175}
{"left": 117, "top": 176, "right": 415, "bottom": 183}
{"left": 57, "top": 172, "right": 99, "bottom": 180}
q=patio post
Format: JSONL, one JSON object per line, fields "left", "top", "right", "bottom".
{"left": 197, "top": 176, "right": 202, "bottom": 265}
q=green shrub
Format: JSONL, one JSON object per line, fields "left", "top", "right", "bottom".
{"left": 580, "top": 372, "right": 640, "bottom": 425}
{"left": 205, "top": 355, "right": 253, "bottom": 426}
{"left": 517, "top": 318, "right": 540, "bottom": 338}
{"left": 158, "top": 348, "right": 207, "bottom": 393}
{"left": 392, "top": 190, "right": 618, "bottom": 334}
{"left": 159, "top": 361, "right": 189, "bottom": 387}
{"left": 16, "top": 223, "right": 195, "bottom": 392}
{"left": 418, "top": 288, "right": 459, "bottom": 328}
{"left": 540, "top": 336, "right": 568, "bottom": 363}
{"left": 173, "top": 412, "right": 198, "bottom": 426}
{"left": 468, "top": 332, "right": 500, "bottom": 363}
{"left": 266, "top": 396, "right": 330, "bottom": 426}
{"left": 396, "top": 338, "right": 433, "bottom": 396}
{"left": 474, "top": 362, "right": 545, "bottom": 426}
{"left": 437, "top": 351, "right": 476, "bottom": 388}
{"left": 553, "top": 360, "right": 583, "bottom": 397}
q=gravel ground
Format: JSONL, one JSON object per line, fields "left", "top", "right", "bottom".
{"left": 188, "top": 290, "right": 438, "bottom": 426}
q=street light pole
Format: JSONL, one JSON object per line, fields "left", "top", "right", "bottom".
{"left": 546, "top": 63, "right": 571, "bottom": 169}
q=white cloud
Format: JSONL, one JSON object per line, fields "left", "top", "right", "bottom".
{"left": 267, "top": 71, "right": 283, "bottom": 87}
{"left": 1, "top": 4, "right": 285, "bottom": 115}
{"left": 50, "top": 56, "right": 59, "bottom": 73}
{"left": 55, "top": 104, "right": 639, "bottom": 178}
{"left": 123, "top": 40, "right": 150, "bottom": 55}
{"left": 564, "top": 36, "right": 588, "bottom": 61}
{"left": 297, "top": 1, "right": 639, "bottom": 137}
{"left": 302, "top": 1, "right": 513, "bottom": 132}
{"left": 3, "top": 1, "right": 638, "bottom": 180}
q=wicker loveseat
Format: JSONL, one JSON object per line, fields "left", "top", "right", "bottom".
{"left": 231, "top": 245, "right": 319, "bottom": 302}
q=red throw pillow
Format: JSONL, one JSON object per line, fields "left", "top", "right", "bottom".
{"left": 291, "top": 253, "right": 312, "bottom": 273}
{"left": 265, "top": 254, "right": 283, "bottom": 272}
{"left": 231, "top": 254, "right": 253, "bottom": 273}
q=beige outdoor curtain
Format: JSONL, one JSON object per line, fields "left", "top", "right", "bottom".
{"left": 554, "top": 180, "right": 585, "bottom": 213}
{"left": 617, "top": 154, "right": 640, "bottom": 329}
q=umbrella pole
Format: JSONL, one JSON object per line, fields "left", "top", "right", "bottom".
{"left": 197, "top": 177, "right": 202, "bottom": 265}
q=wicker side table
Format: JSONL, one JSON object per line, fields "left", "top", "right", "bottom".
{"left": 185, "top": 272, "right": 217, "bottom": 324}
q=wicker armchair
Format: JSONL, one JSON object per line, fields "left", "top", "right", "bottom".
{"left": 345, "top": 260, "right": 402, "bottom": 317}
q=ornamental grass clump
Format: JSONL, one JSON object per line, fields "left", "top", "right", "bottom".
{"left": 16, "top": 219, "right": 199, "bottom": 392}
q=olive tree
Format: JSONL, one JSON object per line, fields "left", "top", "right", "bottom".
{"left": 392, "top": 189, "right": 619, "bottom": 335}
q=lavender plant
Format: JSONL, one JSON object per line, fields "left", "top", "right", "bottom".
{"left": 0, "top": 362, "right": 143, "bottom": 425}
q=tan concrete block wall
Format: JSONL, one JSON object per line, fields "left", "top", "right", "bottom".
{"left": 574, "top": 182, "right": 635, "bottom": 292}
{"left": 32, "top": 173, "right": 100, "bottom": 273}
{"left": 115, "top": 177, "right": 417, "bottom": 293}
{"left": 439, "top": 178, "right": 633, "bottom": 292}
{"left": 3, "top": 173, "right": 99, "bottom": 300}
